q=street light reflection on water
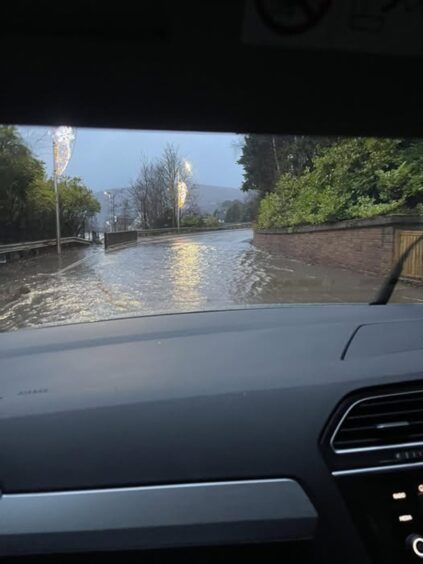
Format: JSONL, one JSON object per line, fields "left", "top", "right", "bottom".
{"left": 170, "top": 240, "right": 202, "bottom": 307}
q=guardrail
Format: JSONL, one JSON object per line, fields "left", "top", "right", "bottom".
{"left": 137, "top": 223, "right": 252, "bottom": 237}
{"left": 0, "top": 237, "right": 90, "bottom": 259}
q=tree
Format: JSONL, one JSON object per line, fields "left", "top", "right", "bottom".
{"left": 242, "top": 192, "right": 260, "bottom": 222}
{"left": 0, "top": 126, "right": 44, "bottom": 242}
{"left": 131, "top": 145, "right": 194, "bottom": 229}
{"left": 0, "top": 125, "right": 100, "bottom": 242}
{"left": 27, "top": 176, "right": 100, "bottom": 238}
{"left": 58, "top": 177, "right": 100, "bottom": 236}
{"left": 181, "top": 183, "right": 199, "bottom": 218}
{"left": 181, "top": 214, "right": 204, "bottom": 227}
{"left": 213, "top": 200, "right": 235, "bottom": 221}
{"left": 225, "top": 200, "right": 244, "bottom": 223}
{"left": 238, "top": 134, "right": 336, "bottom": 196}
{"left": 257, "top": 137, "right": 423, "bottom": 228}
{"left": 214, "top": 193, "right": 259, "bottom": 224}
{"left": 130, "top": 158, "right": 171, "bottom": 229}
{"left": 160, "top": 144, "right": 192, "bottom": 227}
{"left": 117, "top": 196, "right": 134, "bottom": 231}
{"left": 238, "top": 135, "right": 280, "bottom": 194}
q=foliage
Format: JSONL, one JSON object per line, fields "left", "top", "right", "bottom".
{"left": 0, "top": 125, "right": 100, "bottom": 242}
{"left": 212, "top": 196, "right": 259, "bottom": 223}
{"left": 237, "top": 135, "right": 279, "bottom": 194}
{"left": 27, "top": 177, "right": 100, "bottom": 238}
{"left": 181, "top": 214, "right": 204, "bottom": 227}
{"left": 130, "top": 145, "right": 194, "bottom": 229}
{"left": 130, "top": 159, "right": 170, "bottom": 229}
{"left": 203, "top": 215, "right": 219, "bottom": 227}
{"left": 213, "top": 200, "right": 235, "bottom": 221}
{"left": 58, "top": 177, "right": 100, "bottom": 235}
{"left": 238, "top": 134, "right": 335, "bottom": 195}
{"left": 225, "top": 200, "right": 245, "bottom": 223}
{"left": 0, "top": 126, "right": 45, "bottom": 241}
{"left": 214, "top": 194, "right": 259, "bottom": 223}
{"left": 256, "top": 138, "right": 423, "bottom": 229}
{"left": 180, "top": 214, "right": 219, "bottom": 228}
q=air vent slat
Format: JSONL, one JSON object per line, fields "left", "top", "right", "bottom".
{"left": 334, "top": 436, "right": 381, "bottom": 447}
{"left": 332, "top": 390, "right": 423, "bottom": 451}
{"left": 349, "top": 406, "right": 423, "bottom": 420}
{"left": 359, "top": 395, "right": 423, "bottom": 408}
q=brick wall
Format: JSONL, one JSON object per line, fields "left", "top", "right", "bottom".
{"left": 254, "top": 216, "right": 423, "bottom": 275}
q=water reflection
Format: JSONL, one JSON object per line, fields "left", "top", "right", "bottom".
{"left": 169, "top": 240, "right": 202, "bottom": 307}
{"left": 1, "top": 228, "right": 423, "bottom": 331}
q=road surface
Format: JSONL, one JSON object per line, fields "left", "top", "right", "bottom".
{"left": 1, "top": 229, "right": 423, "bottom": 331}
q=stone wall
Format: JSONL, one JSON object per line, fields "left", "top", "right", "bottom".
{"left": 254, "top": 216, "right": 423, "bottom": 275}
{"left": 104, "top": 230, "right": 137, "bottom": 249}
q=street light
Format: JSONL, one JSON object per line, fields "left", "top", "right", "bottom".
{"left": 52, "top": 126, "right": 75, "bottom": 255}
{"left": 178, "top": 181, "right": 188, "bottom": 209}
{"left": 176, "top": 160, "right": 192, "bottom": 231}
{"left": 183, "top": 159, "right": 192, "bottom": 174}
{"left": 104, "top": 191, "right": 117, "bottom": 232}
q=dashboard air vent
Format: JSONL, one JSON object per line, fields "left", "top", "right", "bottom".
{"left": 332, "top": 390, "right": 423, "bottom": 452}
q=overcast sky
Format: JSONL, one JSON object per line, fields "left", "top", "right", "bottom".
{"left": 20, "top": 127, "right": 244, "bottom": 192}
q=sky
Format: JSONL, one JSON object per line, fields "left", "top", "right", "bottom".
{"left": 20, "top": 127, "right": 244, "bottom": 192}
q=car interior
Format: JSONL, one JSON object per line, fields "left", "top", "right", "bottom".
{"left": 1, "top": 1, "right": 423, "bottom": 563}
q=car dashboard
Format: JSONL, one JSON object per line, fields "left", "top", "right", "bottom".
{"left": 1, "top": 304, "right": 423, "bottom": 563}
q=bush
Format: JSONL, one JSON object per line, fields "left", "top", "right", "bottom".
{"left": 181, "top": 214, "right": 204, "bottom": 227}
{"left": 203, "top": 215, "right": 219, "bottom": 227}
{"left": 257, "top": 138, "right": 423, "bottom": 229}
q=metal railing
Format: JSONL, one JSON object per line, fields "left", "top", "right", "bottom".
{"left": 0, "top": 237, "right": 90, "bottom": 256}
{"left": 137, "top": 223, "right": 252, "bottom": 237}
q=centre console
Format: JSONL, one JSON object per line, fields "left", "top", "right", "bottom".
{"left": 322, "top": 385, "right": 423, "bottom": 563}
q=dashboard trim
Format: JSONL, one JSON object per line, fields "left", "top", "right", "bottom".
{"left": 0, "top": 478, "right": 317, "bottom": 556}
{"left": 332, "top": 460, "right": 423, "bottom": 476}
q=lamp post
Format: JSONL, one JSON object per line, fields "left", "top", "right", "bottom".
{"left": 104, "top": 191, "right": 111, "bottom": 232}
{"left": 104, "top": 191, "right": 117, "bottom": 232}
{"left": 52, "top": 126, "right": 75, "bottom": 255}
{"left": 52, "top": 138, "right": 61, "bottom": 255}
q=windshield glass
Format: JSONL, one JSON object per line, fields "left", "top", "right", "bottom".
{"left": 1, "top": 126, "right": 423, "bottom": 331}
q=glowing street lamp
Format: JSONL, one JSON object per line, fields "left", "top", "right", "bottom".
{"left": 183, "top": 159, "right": 192, "bottom": 174}
{"left": 177, "top": 181, "right": 188, "bottom": 209}
{"left": 52, "top": 126, "right": 75, "bottom": 255}
{"left": 176, "top": 160, "right": 192, "bottom": 231}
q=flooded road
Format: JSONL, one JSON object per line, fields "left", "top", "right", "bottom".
{"left": 1, "top": 228, "right": 423, "bottom": 331}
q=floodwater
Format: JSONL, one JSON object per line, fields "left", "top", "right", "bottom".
{"left": 1, "top": 229, "right": 423, "bottom": 331}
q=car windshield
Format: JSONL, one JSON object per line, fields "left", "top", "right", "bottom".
{"left": 1, "top": 126, "right": 423, "bottom": 331}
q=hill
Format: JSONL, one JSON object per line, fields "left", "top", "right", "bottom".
{"left": 94, "top": 184, "right": 243, "bottom": 227}
{"left": 192, "top": 184, "right": 242, "bottom": 213}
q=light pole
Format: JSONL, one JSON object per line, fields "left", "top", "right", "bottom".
{"left": 104, "top": 191, "right": 117, "bottom": 232}
{"left": 52, "top": 138, "right": 61, "bottom": 255}
{"left": 52, "top": 126, "right": 75, "bottom": 255}
{"left": 176, "top": 169, "right": 180, "bottom": 232}
{"left": 104, "top": 192, "right": 111, "bottom": 232}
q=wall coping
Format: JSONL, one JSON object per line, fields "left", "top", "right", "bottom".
{"left": 255, "top": 215, "right": 423, "bottom": 235}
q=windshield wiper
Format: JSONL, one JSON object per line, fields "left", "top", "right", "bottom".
{"left": 370, "top": 233, "right": 423, "bottom": 305}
